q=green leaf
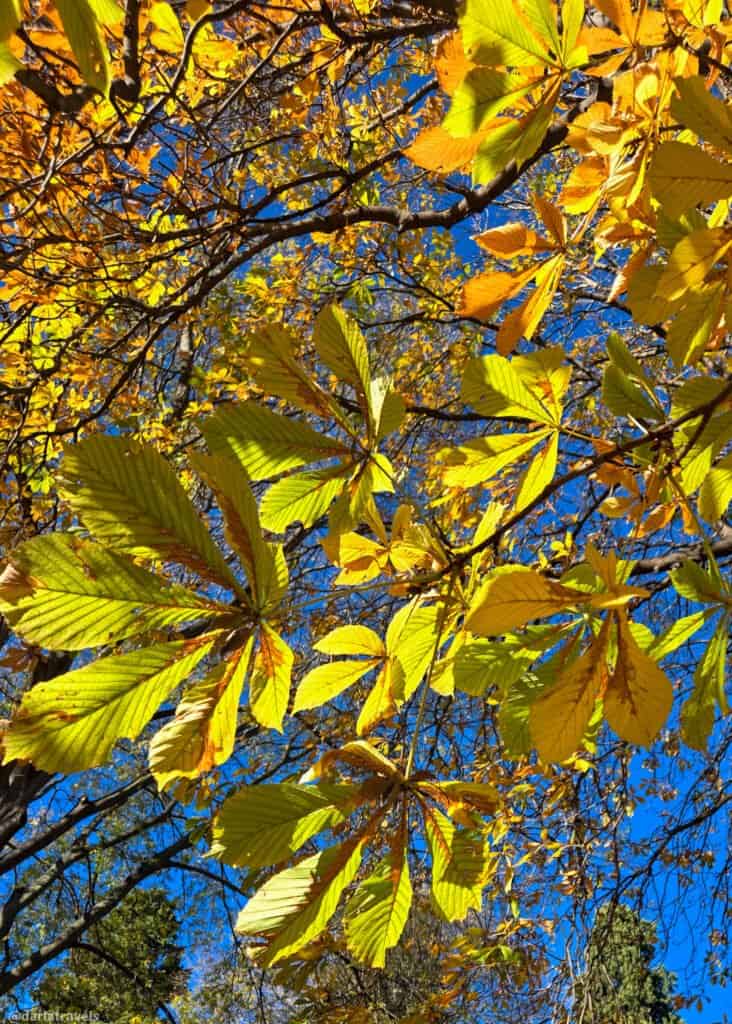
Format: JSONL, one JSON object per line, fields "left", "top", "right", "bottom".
{"left": 344, "top": 848, "right": 412, "bottom": 968}
{"left": 681, "top": 613, "right": 729, "bottom": 751}
{"left": 606, "top": 332, "right": 649, "bottom": 383}
{"left": 249, "top": 623, "right": 293, "bottom": 731}
{"left": 472, "top": 97, "right": 553, "bottom": 185}
{"left": 149, "top": 638, "right": 253, "bottom": 789}
{"left": 55, "top": 0, "right": 121, "bottom": 93}
{"left": 442, "top": 430, "right": 549, "bottom": 489}
{"left": 520, "top": 0, "right": 560, "bottom": 54}
{"left": 461, "top": 355, "right": 556, "bottom": 424}
{"left": 235, "top": 837, "right": 365, "bottom": 965}
{"left": 201, "top": 401, "right": 349, "bottom": 481}
{"left": 424, "top": 807, "right": 487, "bottom": 921}
{"left": 442, "top": 68, "right": 534, "bottom": 137}
{"left": 460, "top": 0, "right": 551, "bottom": 67}
{"left": 514, "top": 430, "right": 558, "bottom": 512}
{"left": 602, "top": 364, "right": 662, "bottom": 422}
{"left": 59, "top": 436, "right": 238, "bottom": 590}
{"left": 647, "top": 610, "right": 708, "bottom": 662}
{"left": 2, "top": 635, "right": 219, "bottom": 772}
{"left": 671, "top": 560, "right": 726, "bottom": 605}
{"left": 0, "top": 535, "right": 227, "bottom": 651}
{"left": 210, "top": 782, "right": 362, "bottom": 868}
{"left": 497, "top": 674, "right": 546, "bottom": 756}
{"left": 314, "top": 306, "right": 372, "bottom": 431}
{"left": 260, "top": 467, "right": 348, "bottom": 532}
{"left": 452, "top": 638, "right": 538, "bottom": 697}
{"left": 0, "top": 40, "right": 21, "bottom": 83}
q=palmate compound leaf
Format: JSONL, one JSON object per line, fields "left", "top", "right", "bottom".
{"left": 423, "top": 805, "right": 489, "bottom": 922}
{"left": 209, "top": 782, "right": 368, "bottom": 868}
{"left": 148, "top": 636, "right": 253, "bottom": 790}
{"left": 344, "top": 844, "right": 413, "bottom": 968}
{"left": 235, "top": 835, "right": 366, "bottom": 966}
{"left": 0, "top": 534, "right": 230, "bottom": 651}
{"left": 59, "top": 435, "right": 239, "bottom": 591}
{"left": 201, "top": 400, "right": 350, "bottom": 481}
{"left": 2, "top": 634, "right": 220, "bottom": 773}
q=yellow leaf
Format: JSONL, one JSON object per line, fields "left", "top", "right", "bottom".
{"left": 474, "top": 222, "right": 552, "bottom": 258}
{"left": 315, "top": 624, "right": 385, "bottom": 658}
{"left": 149, "top": 1, "right": 184, "bottom": 52}
{"left": 529, "top": 629, "right": 609, "bottom": 762}
{"left": 699, "top": 452, "right": 732, "bottom": 521}
{"left": 405, "top": 126, "right": 486, "bottom": 174}
{"left": 435, "top": 31, "right": 474, "bottom": 95}
{"left": 460, "top": 265, "right": 536, "bottom": 320}
{"left": 514, "top": 430, "right": 558, "bottom": 512}
{"left": 149, "top": 638, "right": 252, "bottom": 789}
{"left": 465, "top": 569, "right": 586, "bottom": 636}
{"left": 648, "top": 142, "right": 732, "bottom": 218}
{"left": 357, "top": 659, "right": 400, "bottom": 736}
{"left": 249, "top": 624, "right": 293, "bottom": 732}
{"left": 654, "top": 227, "right": 732, "bottom": 303}
{"left": 496, "top": 253, "right": 564, "bottom": 355}
{"left": 560, "top": 155, "right": 607, "bottom": 214}
{"left": 293, "top": 658, "right": 379, "bottom": 713}
{"left": 441, "top": 429, "right": 550, "bottom": 489}
{"left": 534, "top": 195, "right": 566, "bottom": 247}
{"left": 322, "top": 531, "right": 385, "bottom": 584}
{"left": 604, "top": 613, "right": 673, "bottom": 747}
{"left": 671, "top": 75, "right": 732, "bottom": 155}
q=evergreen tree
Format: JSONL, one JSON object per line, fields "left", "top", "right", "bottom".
{"left": 573, "top": 904, "right": 684, "bottom": 1024}
{"left": 33, "top": 888, "right": 186, "bottom": 1023}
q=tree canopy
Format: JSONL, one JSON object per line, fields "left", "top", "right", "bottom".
{"left": 0, "top": 0, "right": 731, "bottom": 1020}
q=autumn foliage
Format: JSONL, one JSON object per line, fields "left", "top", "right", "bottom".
{"left": 0, "top": 0, "right": 731, "bottom": 1016}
